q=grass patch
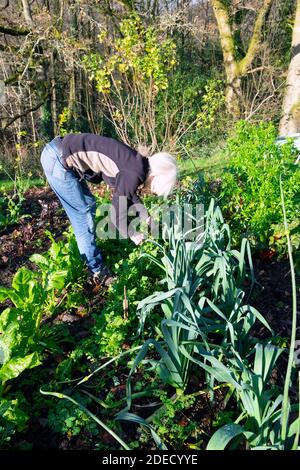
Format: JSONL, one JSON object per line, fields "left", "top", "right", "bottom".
{"left": 178, "top": 141, "right": 229, "bottom": 180}
{"left": 0, "top": 177, "right": 46, "bottom": 194}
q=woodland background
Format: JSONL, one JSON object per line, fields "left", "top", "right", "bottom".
{"left": 0, "top": 0, "right": 299, "bottom": 173}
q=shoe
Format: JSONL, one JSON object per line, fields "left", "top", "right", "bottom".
{"left": 90, "top": 266, "right": 116, "bottom": 287}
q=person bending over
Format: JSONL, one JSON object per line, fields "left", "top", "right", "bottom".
{"left": 40, "top": 133, "right": 177, "bottom": 284}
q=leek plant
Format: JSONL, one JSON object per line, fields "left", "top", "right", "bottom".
{"left": 205, "top": 344, "right": 300, "bottom": 450}
{"left": 197, "top": 343, "right": 286, "bottom": 449}
{"left": 197, "top": 199, "right": 255, "bottom": 312}
{"left": 206, "top": 179, "right": 300, "bottom": 450}
{"left": 130, "top": 199, "right": 269, "bottom": 394}
{"left": 137, "top": 199, "right": 256, "bottom": 333}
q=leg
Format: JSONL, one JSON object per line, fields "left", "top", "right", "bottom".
{"left": 40, "top": 141, "right": 103, "bottom": 273}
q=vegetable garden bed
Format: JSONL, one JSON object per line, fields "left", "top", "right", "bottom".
{"left": 1, "top": 182, "right": 299, "bottom": 451}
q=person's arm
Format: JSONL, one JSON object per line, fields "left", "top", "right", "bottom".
{"left": 111, "top": 171, "right": 149, "bottom": 242}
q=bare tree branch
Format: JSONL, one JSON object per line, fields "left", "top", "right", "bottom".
{"left": 2, "top": 90, "right": 52, "bottom": 130}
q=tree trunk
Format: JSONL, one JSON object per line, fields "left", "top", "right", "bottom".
{"left": 279, "top": 0, "right": 300, "bottom": 136}
{"left": 211, "top": 0, "right": 273, "bottom": 119}
{"left": 68, "top": 60, "right": 76, "bottom": 125}
{"left": 21, "top": 0, "right": 34, "bottom": 26}
{"left": 211, "top": 0, "right": 242, "bottom": 118}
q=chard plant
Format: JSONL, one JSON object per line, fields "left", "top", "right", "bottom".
{"left": 29, "top": 229, "right": 86, "bottom": 315}
{"left": 0, "top": 229, "right": 85, "bottom": 391}
{"left": 0, "top": 267, "right": 45, "bottom": 390}
{"left": 0, "top": 395, "right": 29, "bottom": 447}
{"left": 30, "top": 229, "right": 85, "bottom": 289}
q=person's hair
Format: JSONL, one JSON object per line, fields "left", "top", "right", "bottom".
{"left": 147, "top": 152, "right": 178, "bottom": 198}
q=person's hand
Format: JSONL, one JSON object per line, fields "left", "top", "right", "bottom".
{"left": 130, "top": 232, "right": 145, "bottom": 245}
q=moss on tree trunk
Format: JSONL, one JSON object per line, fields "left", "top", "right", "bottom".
{"left": 211, "top": 0, "right": 273, "bottom": 119}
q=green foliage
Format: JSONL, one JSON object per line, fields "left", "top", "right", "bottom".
{"left": 206, "top": 181, "right": 300, "bottom": 450}
{"left": 30, "top": 229, "right": 85, "bottom": 289}
{"left": 82, "top": 13, "right": 177, "bottom": 149}
{"left": 0, "top": 159, "right": 32, "bottom": 228}
{"left": 0, "top": 230, "right": 85, "bottom": 389}
{"left": 89, "top": 241, "right": 161, "bottom": 357}
{"left": 35, "top": 180, "right": 298, "bottom": 452}
{"left": 82, "top": 13, "right": 226, "bottom": 154}
{"left": 58, "top": 107, "right": 72, "bottom": 137}
{"left": 149, "top": 390, "right": 197, "bottom": 449}
{"left": 83, "top": 14, "right": 176, "bottom": 94}
{"left": 205, "top": 347, "right": 299, "bottom": 450}
{"left": 130, "top": 198, "right": 266, "bottom": 391}
{"left": 54, "top": 347, "right": 86, "bottom": 383}
{"left": 196, "top": 79, "right": 226, "bottom": 138}
{"left": 212, "top": 410, "right": 236, "bottom": 428}
{"left": 177, "top": 174, "right": 212, "bottom": 207}
{"left": 0, "top": 395, "right": 29, "bottom": 447}
{"left": 30, "top": 229, "right": 87, "bottom": 315}
{"left": 57, "top": 107, "right": 89, "bottom": 136}
{"left": 0, "top": 191, "right": 26, "bottom": 228}
{"left": 48, "top": 393, "right": 99, "bottom": 438}
{"left": 0, "top": 229, "right": 87, "bottom": 445}
{"left": 37, "top": 178, "right": 300, "bottom": 451}
{"left": 43, "top": 388, "right": 130, "bottom": 449}
{"left": 220, "top": 121, "right": 300, "bottom": 248}
{"left": 0, "top": 268, "right": 45, "bottom": 387}
{"left": 204, "top": 344, "right": 284, "bottom": 445}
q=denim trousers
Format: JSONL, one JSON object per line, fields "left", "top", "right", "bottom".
{"left": 40, "top": 137, "right": 103, "bottom": 273}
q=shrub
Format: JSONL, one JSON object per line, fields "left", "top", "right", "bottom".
{"left": 219, "top": 121, "right": 300, "bottom": 250}
{"left": 82, "top": 13, "right": 176, "bottom": 152}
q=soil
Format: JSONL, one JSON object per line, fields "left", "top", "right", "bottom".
{"left": 250, "top": 255, "right": 299, "bottom": 338}
{"left": 0, "top": 187, "right": 69, "bottom": 287}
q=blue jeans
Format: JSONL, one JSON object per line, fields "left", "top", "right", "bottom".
{"left": 40, "top": 137, "right": 103, "bottom": 273}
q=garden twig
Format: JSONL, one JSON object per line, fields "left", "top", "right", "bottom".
{"left": 123, "top": 285, "right": 128, "bottom": 320}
